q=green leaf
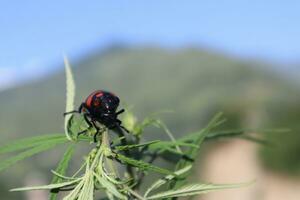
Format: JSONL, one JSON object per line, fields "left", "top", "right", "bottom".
{"left": 115, "top": 153, "right": 173, "bottom": 175}
{"left": 144, "top": 165, "right": 192, "bottom": 197}
{"left": 238, "top": 135, "right": 270, "bottom": 146}
{"left": 204, "top": 129, "right": 245, "bottom": 141}
{"left": 171, "top": 112, "right": 224, "bottom": 188}
{"left": 64, "top": 56, "right": 76, "bottom": 141}
{"left": 154, "top": 120, "right": 182, "bottom": 153}
{"left": 51, "top": 170, "right": 77, "bottom": 180}
{"left": 94, "top": 172, "right": 126, "bottom": 200}
{"left": 177, "top": 113, "right": 223, "bottom": 168}
{"left": 136, "top": 117, "right": 182, "bottom": 153}
{"left": 205, "top": 129, "right": 278, "bottom": 145}
{"left": 50, "top": 144, "right": 76, "bottom": 200}
{"left": 78, "top": 172, "right": 94, "bottom": 200}
{"left": 0, "top": 140, "right": 67, "bottom": 173}
{"left": 0, "top": 134, "right": 66, "bottom": 154}
{"left": 149, "top": 141, "right": 199, "bottom": 152}
{"left": 63, "top": 180, "right": 84, "bottom": 200}
{"left": 115, "top": 140, "right": 160, "bottom": 151}
{"left": 147, "top": 182, "right": 253, "bottom": 199}
{"left": 10, "top": 179, "right": 81, "bottom": 191}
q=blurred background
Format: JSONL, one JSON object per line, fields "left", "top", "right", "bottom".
{"left": 0, "top": 1, "right": 300, "bottom": 199}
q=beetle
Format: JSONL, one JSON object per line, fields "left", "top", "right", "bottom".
{"left": 64, "top": 90, "right": 128, "bottom": 142}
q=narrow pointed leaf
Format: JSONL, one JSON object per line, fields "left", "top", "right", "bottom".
{"left": 0, "top": 140, "right": 67, "bottom": 173}
{"left": 10, "top": 179, "right": 81, "bottom": 191}
{"left": 94, "top": 173, "right": 126, "bottom": 200}
{"left": 115, "top": 140, "right": 160, "bottom": 151}
{"left": 175, "top": 113, "right": 224, "bottom": 170}
{"left": 238, "top": 135, "right": 270, "bottom": 146}
{"left": 0, "top": 134, "right": 66, "bottom": 154}
{"left": 63, "top": 180, "right": 84, "bottom": 200}
{"left": 171, "top": 112, "right": 224, "bottom": 188}
{"left": 50, "top": 144, "right": 76, "bottom": 200}
{"left": 78, "top": 172, "right": 94, "bottom": 200}
{"left": 115, "top": 153, "right": 173, "bottom": 175}
{"left": 144, "top": 165, "right": 192, "bottom": 197}
{"left": 147, "top": 182, "right": 253, "bottom": 199}
{"left": 155, "top": 120, "right": 182, "bottom": 153}
{"left": 149, "top": 141, "right": 199, "bottom": 152}
{"left": 64, "top": 56, "right": 76, "bottom": 141}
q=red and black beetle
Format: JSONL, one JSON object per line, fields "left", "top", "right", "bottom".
{"left": 64, "top": 90, "right": 127, "bottom": 142}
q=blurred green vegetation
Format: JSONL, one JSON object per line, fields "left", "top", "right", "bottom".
{"left": 0, "top": 47, "right": 299, "bottom": 199}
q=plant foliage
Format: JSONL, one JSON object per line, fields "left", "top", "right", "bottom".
{"left": 0, "top": 58, "right": 259, "bottom": 199}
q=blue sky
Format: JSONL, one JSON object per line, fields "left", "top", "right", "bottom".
{"left": 0, "top": 1, "right": 300, "bottom": 90}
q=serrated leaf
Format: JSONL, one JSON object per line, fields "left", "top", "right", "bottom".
{"left": 149, "top": 140, "right": 199, "bottom": 152}
{"left": 177, "top": 113, "right": 223, "bottom": 168}
{"left": 171, "top": 112, "right": 224, "bottom": 188}
{"left": 205, "top": 129, "right": 270, "bottom": 146}
{"left": 238, "top": 135, "right": 270, "bottom": 146}
{"left": 115, "top": 140, "right": 160, "bottom": 151}
{"left": 203, "top": 129, "right": 245, "bottom": 141}
{"left": 50, "top": 144, "right": 76, "bottom": 200}
{"left": 154, "top": 120, "right": 182, "bottom": 153}
{"left": 10, "top": 179, "right": 81, "bottom": 191}
{"left": 51, "top": 170, "right": 77, "bottom": 180}
{"left": 0, "top": 134, "right": 66, "bottom": 154}
{"left": 144, "top": 165, "right": 192, "bottom": 197}
{"left": 63, "top": 180, "right": 84, "bottom": 200}
{"left": 0, "top": 140, "right": 67, "bottom": 173}
{"left": 78, "top": 172, "right": 94, "bottom": 200}
{"left": 137, "top": 118, "right": 182, "bottom": 153}
{"left": 147, "top": 182, "right": 253, "bottom": 199}
{"left": 64, "top": 56, "right": 76, "bottom": 141}
{"left": 115, "top": 153, "right": 173, "bottom": 175}
{"left": 94, "top": 173, "right": 127, "bottom": 200}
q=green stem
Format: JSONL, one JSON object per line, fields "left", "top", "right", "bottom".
{"left": 101, "top": 131, "right": 120, "bottom": 178}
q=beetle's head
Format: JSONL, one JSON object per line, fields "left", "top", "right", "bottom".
{"left": 99, "top": 92, "right": 120, "bottom": 114}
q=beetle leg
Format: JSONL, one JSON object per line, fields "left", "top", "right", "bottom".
{"left": 93, "top": 132, "right": 99, "bottom": 143}
{"left": 90, "top": 119, "right": 100, "bottom": 143}
{"left": 115, "top": 109, "right": 125, "bottom": 116}
{"left": 78, "top": 129, "right": 87, "bottom": 136}
{"left": 76, "top": 113, "right": 93, "bottom": 137}
{"left": 115, "top": 118, "right": 129, "bottom": 133}
{"left": 120, "top": 125, "right": 129, "bottom": 133}
{"left": 83, "top": 113, "right": 93, "bottom": 127}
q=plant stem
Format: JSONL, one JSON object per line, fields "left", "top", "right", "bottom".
{"left": 102, "top": 130, "right": 120, "bottom": 178}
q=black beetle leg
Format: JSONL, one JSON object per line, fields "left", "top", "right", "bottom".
{"left": 78, "top": 129, "right": 87, "bottom": 136}
{"left": 90, "top": 120, "right": 100, "bottom": 143}
{"left": 93, "top": 132, "right": 99, "bottom": 143}
{"left": 115, "top": 119, "right": 129, "bottom": 133}
{"left": 83, "top": 113, "right": 93, "bottom": 128}
{"left": 120, "top": 125, "right": 129, "bottom": 133}
{"left": 115, "top": 109, "right": 125, "bottom": 116}
{"left": 76, "top": 113, "right": 93, "bottom": 138}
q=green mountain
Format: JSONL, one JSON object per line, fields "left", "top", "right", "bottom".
{"left": 0, "top": 47, "right": 299, "bottom": 199}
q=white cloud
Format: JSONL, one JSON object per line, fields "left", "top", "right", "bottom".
{"left": 0, "top": 67, "right": 19, "bottom": 91}
{"left": 0, "top": 58, "right": 53, "bottom": 91}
